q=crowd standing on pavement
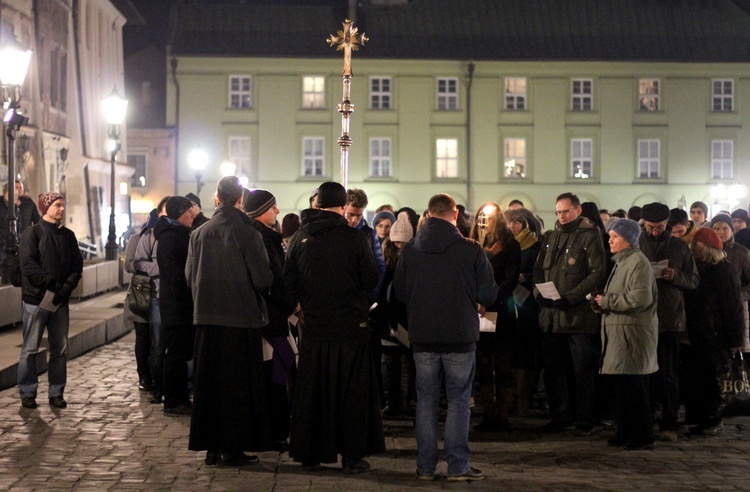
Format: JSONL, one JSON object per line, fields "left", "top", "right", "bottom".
{"left": 14, "top": 179, "right": 750, "bottom": 482}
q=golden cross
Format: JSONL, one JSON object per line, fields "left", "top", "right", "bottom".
{"left": 327, "top": 19, "right": 368, "bottom": 77}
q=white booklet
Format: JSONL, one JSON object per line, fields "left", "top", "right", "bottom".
{"left": 39, "top": 290, "right": 60, "bottom": 313}
{"left": 651, "top": 260, "right": 669, "bottom": 279}
{"left": 535, "top": 282, "right": 561, "bottom": 300}
{"left": 513, "top": 284, "right": 531, "bottom": 307}
{"left": 479, "top": 311, "right": 497, "bottom": 332}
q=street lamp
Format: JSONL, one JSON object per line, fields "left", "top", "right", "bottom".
{"left": 101, "top": 86, "right": 128, "bottom": 261}
{"left": 188, "top": 148, "right": 208, "bottom": 197}
{"left": 0, "top": 38, "right": 32, "bottom": 285}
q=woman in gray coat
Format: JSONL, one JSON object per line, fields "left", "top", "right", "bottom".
{"left": 595, "top": 219, "right": 658, "bottom": 450}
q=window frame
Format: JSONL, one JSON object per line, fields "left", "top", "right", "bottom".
{"left": 369, "top": 137, "right": 392, "bottom": 178}
{"left": 228, "top": 136, "right": 252, "bottom": 179}
{"left": 571, "top": 78, "right": 593, "bottom": 111}
{"left": 570, "top": 138, "right": 594, "bottom": 179}
{"left": 127, "top": 152, "right": 148, "bottom": 188}
{"left": 638, "top": 79, "right": 660, "bottom": 111}
{"left": 369, "top": 76, "right": 392, "bottom": 110}
{"left": 302, "top": 76, "right": 326, "bottom": 109}
{"left": 503, "top": 138, "right": 526, "bottom": 178}
{"left": 711, "top": 139, "right": 733, "bottom": 180}
{"left": 637, "top": 139, "right": 660, "bottom": 178}
{"left": 228, "top": 75, "right": 252, "bottom": 109}
{"left": 504, "top": 77, "right": 527, "bottom": 110}
{"left": 435, "top": 138, "right": 459, "bottom": 178}
{"left": 436, "top": 77, "right": 459, "bottom": 111}
{"left": 302, "top": 136, "right": 325, "bottom": 177}
{"left": 712, "top": 79, "right": 734, "bottom": 112}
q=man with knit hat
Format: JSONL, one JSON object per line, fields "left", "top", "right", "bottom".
{"left": 638, "top": 202, "right": 699, "bottom": 441}
{"left": 17, "top": 192, "right": 82, "bottom": 409}
{"left": 690, "top": 201, "right": 710, "bottom": 228}
{"left": 285, "top": 181, "right": 384, "bottom": 473}
{"left": 242, "top": 188, "right": 297, "bottom": 452}
{"left": 185, "top": 192, "right": 209, "bottom": 230}
{"left": 281, "top": 213, "right": 300, "bottom": 250}
{"left": 154, "top": 195, "right": 196, "bottom": 415}
{"left": 187, "top": 176, "right": 273, "bottom": 467}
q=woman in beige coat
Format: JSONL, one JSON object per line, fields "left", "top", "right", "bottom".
{"left": 595, "top": 218, "right": 658, "bottom": 450}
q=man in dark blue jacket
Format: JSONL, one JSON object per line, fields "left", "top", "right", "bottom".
{"left": 394, "top": 193, "right": 497, "bottom": 482}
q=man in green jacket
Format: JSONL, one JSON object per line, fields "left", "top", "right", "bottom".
{"left": 533, "top": 192, "right": 607, "bottom": 434}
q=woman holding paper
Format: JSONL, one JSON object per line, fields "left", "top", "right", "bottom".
{"left": 595, "top": 218, "right": 658, "bottom": 450}
{"left": 470, "top": 203, "right": 520, "bottom": 431}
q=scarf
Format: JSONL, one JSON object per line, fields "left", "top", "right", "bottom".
{"left": 514, "top": 228, "right": 538, "bottom": 251}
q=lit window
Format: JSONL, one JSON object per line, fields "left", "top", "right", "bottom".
{"left": 302, "top": 137, "right": 325, "bottom": 176}
{"left": 571, "top": 79, "right": 593, "bottom": 111}
{"left": 303, "top": 76, "right": 325, "bottom": 109}
{"left": 503, "top": 138, "right": 526, "bottom": 178}
{"left": 228, "top": 76, "right": 252, "bottom": 109}
{"left": 127, "top": 153, "right": 147, "bottom": 188}
{"left": 505, "top": 78, "right": 527, "bottom": 110}
{"left": 712, "top": 79, "right": 733, "bottom": 112}
{"left": 370, "top": 138, "right": 392, "bottom": 177}
{"left": 436, "top": 78, "right": 458, "bottom": 110}
{"left": 638, "top": 139, "right": 660, "bottom": 178}
{"left": 711, "top": 140, "right": 733, "bottom": 179}
{"left": 639, "top": 79, "right": 659, "bottom": 111}
{"left": 571, "top": 139, "right": 593, "bottom": 179}
{"left": 229, "top": 136, "right": 251, "bottom": 178}
{"left": 436, "top": 138, "right": 458, "bottom": 177}
{"left": 370, "top": 77, "right": 391, "bottom": 110}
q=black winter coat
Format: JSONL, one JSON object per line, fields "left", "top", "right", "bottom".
{"left": 249, "top": 217, "right": 296, "bottom": 337}
{"left": 154, "top": 216, "right": 193, "bottom": 327}
{"left": 284, "top": 209, "right": 379, "bottom": 340}
{"left": 19, "top": 219, "right": 82, "bottom": 305}
{"left": 487, "top": 239, "right": 520, "bottom": 330}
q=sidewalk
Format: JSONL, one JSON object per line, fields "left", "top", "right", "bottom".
{"left": 1, "top": 330, "right": 750, "bottom": 491}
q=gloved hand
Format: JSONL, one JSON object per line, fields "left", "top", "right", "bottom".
{"left": 52, "top": 282, "right": 73, "bottom": 306}
{"left": 537, "top": 297, "right": 555, "bottom": 308}
{"left": 552, "top": 298, "right": 571, "bottom": 310}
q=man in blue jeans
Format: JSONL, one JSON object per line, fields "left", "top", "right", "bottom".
{"left": 17, "top": 192, "right": 82, "bottom": 409}
{"left": 394, "top": 193, "right": 497, "bottom": 482}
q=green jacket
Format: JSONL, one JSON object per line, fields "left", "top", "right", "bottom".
{"left": 599, "top": 247, "right": 659, "bottom": 375}
{"left": 533, "top": 216, "right": 607, "bottom": 334}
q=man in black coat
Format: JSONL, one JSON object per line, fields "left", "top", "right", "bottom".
{"left": 154, "top": 196, "right": 195, "bottom": 415}
{"left": 0, "top": 180, "right": 40, "bottom": 261}
{"left": 244, "top": 188, "right": 297, "bottom": 452}
{"left": 17, "top": 192, "right": 82, "bottom": 409}
{"left": 284, "top": 181, "right": 384, "bottom": 474}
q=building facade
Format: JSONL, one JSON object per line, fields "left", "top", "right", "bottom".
{"left": 167, "top": 0, "right": 750, "bottom": 225}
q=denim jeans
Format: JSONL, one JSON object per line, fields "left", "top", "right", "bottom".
{"left": 148, "top": 298, "right": 164, "bottom": 394}
{"left": 18, "top": 302, "right": 70, "bottom": 399}
{"left": 414, "top": 351, "right": 475, "bottom": 477}
{"left": 543, "top": 332, "right": 598, "bottom": 425}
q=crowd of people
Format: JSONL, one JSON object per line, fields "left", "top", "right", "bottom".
{"left": 13, "top": 178, "right": 750, "bottom": 481}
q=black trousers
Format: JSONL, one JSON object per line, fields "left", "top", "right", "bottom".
{"left": 612, "top": 374, "right": 653, "bottom": 445}
{"left": 162, "top": 322, "right": 195, "bottom": 408}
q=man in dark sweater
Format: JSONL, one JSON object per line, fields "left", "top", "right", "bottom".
{"left": 17, "top": 192, "right": 82, "bottom": 410}
{"left": 394, "top": 193, "right": 497, "bottom": 482}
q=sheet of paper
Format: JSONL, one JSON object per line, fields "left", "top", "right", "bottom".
{"left": 652, "top": 260, "right": 669, "bottom": 279}
{"left": 513, "top": 284, "right": 531, "bottom": 307}
{"left": 39, "top": 290, "right": 60, "bottom": 313}
{"left": 288, "top": 313, "right": 299, "bottom": 326}
{"left": 261, "top": 337, "right": 274, "bottom": 362}
{"left": 535, "top": 282, "right": 561, "bottom": 300}
{"left": 479, "top": 311, "right": 497, "bottom": 332}
{"left": 390, "top": 323, "right": 410, "bottom": 348}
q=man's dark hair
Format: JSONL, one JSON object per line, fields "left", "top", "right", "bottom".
{"left": 668, "top": 208, "right": 689, "bottom": 227}
{"left": 157, "top": 196, "right": 171, "bottom": 214}
{"left": 611, "top": 209, "right": 627, "bottom": 218}
{"left": 627, "top": 206, "right": 642, "bottom": 222}
{"left": 217, "top": 176, "right": 243, "bottom": 205}
{"left": 346, "top": 188, "right": 368, "bottom": 208}
{"left": 428, "top": 194, "right": 457, "bottom": 218}
{"left": 509, "top": 199, "right": 524, "bottom": 207}
{"left": 555, "top": 192, "right": 580, "bottom": 208}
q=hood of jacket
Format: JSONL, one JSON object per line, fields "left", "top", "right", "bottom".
{"left": 300, "top": 208, "right": 348, "bottom": 235}
{"left": 555, "top": 215, "right": 597, "bottom": 234}
{"left": 153, "top": 215, "right": 189, "bottom": 240}
{"left": 413, "top": 217, "right": 464, "bottom": 254}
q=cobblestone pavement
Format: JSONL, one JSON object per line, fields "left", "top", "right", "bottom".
{"left": 2, "top": 332, "right": 750, "bottom": 491}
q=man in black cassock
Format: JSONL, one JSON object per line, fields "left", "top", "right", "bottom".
{"left": 284, "top": 181, "right": 385, "bottom": 474}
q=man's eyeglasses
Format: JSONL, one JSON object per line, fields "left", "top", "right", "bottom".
{"left": 644, "top": 223, "right": 666, "bottom": 233}
{"left": 555, "top": 208, "right": 576, "bottom": 216}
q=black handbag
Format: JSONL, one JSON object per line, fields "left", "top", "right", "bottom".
{"left": 721, "top": 351, "right": 750, "bottom": 417}
{"left": 127, "top": 274, "right": 151, "bottom": 315}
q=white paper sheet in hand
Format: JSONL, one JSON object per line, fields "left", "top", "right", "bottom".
{"left": 479, "top": 311, "right": 497, "bottom": 332}
{"left": 39, "top": 290, "right": 60, "bottom": 313}
{"left": 535, "top": 282, "right": 561, "bottom": 300}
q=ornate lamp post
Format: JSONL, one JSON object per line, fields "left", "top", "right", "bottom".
{"left": 101, "top": 86, "right": 128, "bottom": 261}
{"left": 188, "top": 148, "right": 208, "bottom": 197}
{"left": 327, "top": 19, "right": 367, "bottom": 190}
{"left": 0, "top": 38, "right": 32, "bottom": 285}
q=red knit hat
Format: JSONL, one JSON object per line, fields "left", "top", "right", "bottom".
{"left": 692, "top": 227, "right": 723, "bottom": 250}
{"left": 38, "top": 192, "right": 64, "bottom": 216}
